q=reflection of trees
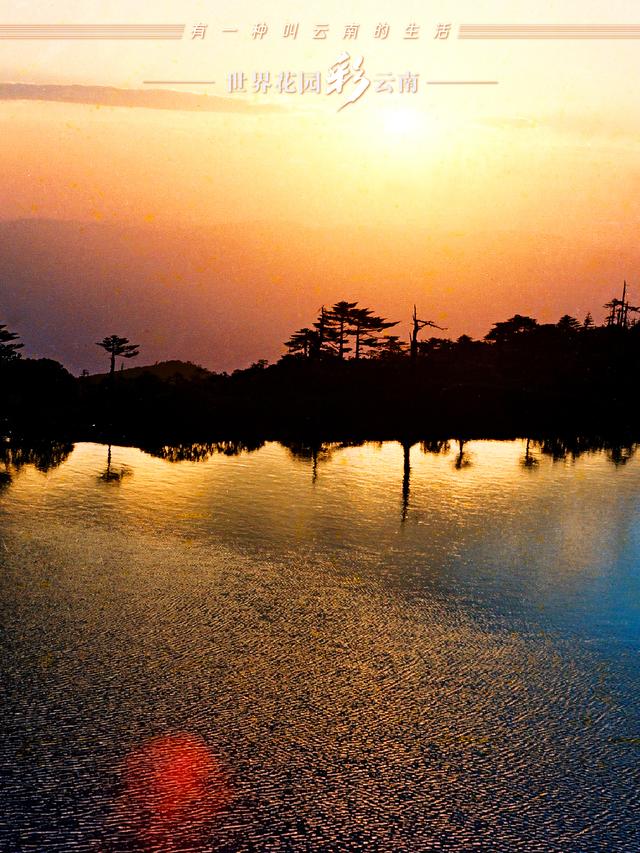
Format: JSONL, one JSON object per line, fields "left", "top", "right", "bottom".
{"left": 283, "top": 440, "right": 364, "bottom": 482}
{"left": 210, "top": 439, "right": 265, "bottom": 457}
{"left": 401, "top": 440, "right": 413, "bottom": 522}
{"left": 453, "top": 439, "right": 472, "bottom": 470}
{"left": 0, "top": 470, "right": 11, "bottom": 489}
{"left": 420, "top": 439, "right": 450, "bottom": 456}
{"left": 140, "top": 434, "right": 638, "bottom": 475}
{"left": 98, "top": 444, "right": 132, "bottom": 484}
{"left": 143, "top": 440, "right": 265, "bottom": 463}
{"left": 423, "top": 434, "right": 638, "bottom": 469}
{"left": 285, "top": 441, "right": 324, "bottom": 483}
{"left": 536, "top": 436, "right": 584, "bottom": 462}
{"left": 607, "top": 444, "right": 636, "bottom": 466}
{"left": 0, "top": 440, "right": 73, "bottom": 473}
{"left": 521, "top": 437, "right": 539, "bottom": 469}
{"left": 284, "top": 440, "right": 364, "bottom": 462}
{"left": 533, "top": 437, "right": 637, "bottom": 465}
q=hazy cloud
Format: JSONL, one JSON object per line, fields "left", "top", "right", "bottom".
{"left": 0, "top": 82, "right": 282, "bottom": 113}
{"left": 477, "top": 111, "right": 640, "bottom": 142}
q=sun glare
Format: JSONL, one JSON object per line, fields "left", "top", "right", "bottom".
{"left": 381, "top": 107, "right": 422, "bottom": 136}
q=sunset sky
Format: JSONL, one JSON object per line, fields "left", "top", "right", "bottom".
{"left": 2, "top": 1, "right": 640, "bottom": 371}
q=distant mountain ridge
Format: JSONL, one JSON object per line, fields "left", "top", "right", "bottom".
{"left": 87, "top": 360, "right": 212, "bottom": 381}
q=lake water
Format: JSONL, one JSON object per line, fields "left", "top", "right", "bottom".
{"left": 1, "top": 439, "right": 639, "bottom": 851}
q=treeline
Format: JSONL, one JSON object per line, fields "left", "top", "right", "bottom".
{"left": 282, "top": 298, "right": 617, "bottom": 363}
{"left": 2, "top": 285, "right": 640, "bottom": 442}
{"left": 285, "top": 301, "right": 401, "bottom": 360}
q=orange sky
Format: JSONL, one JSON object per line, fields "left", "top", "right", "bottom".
{"left": 1, "top": 1, "right": 640, "bottom": 368}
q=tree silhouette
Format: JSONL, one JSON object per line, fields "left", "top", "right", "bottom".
{"left": 375, "top": 335, "right": 407, "bottom": 359}
{"left": 284, "top": 328, "right": 316, "bottom": 358}
{"left": 409, "top": 306, "right": 445, "bottom": 361}
{"left": 557, "top": 315, "right": 581, "bottom": 334}
{"left": 348, "top": 307, "right": 374, "bottom": 360}
{"left": 283, "top": 303, "right": 398, "bottom": 360}
{"left": 456, "top": 334, "right": 474, "bottom": 346}
{"left": 285, "top": 308, "right": 341, "bottom": 359}
{"left": 604, "top": 281, "right": 639, "bottom": 329}
{"left": 96, "top": 335, "right": 140, "bottom": 377}
{"left": 348, "top": 307, "right": 399, "bottom": 358}
{"left": 329, "top": 301, "right": 358, "bottom": 359}
{"left": 313, "top": 306, "right": 339, "bottom": 357}
{"left": 485, "top": 314, "right": 538, "bottom": 343}
{"left": 0, "top": 323, "right": 24, "bottom": 362}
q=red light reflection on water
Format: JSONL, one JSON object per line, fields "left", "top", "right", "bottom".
{"left": 119, "top": 732, "right": 230, "bottom": 850}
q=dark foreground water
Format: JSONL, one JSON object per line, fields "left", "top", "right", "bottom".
{"left": 1, "top": 439, "right": 639, "bottom": 852}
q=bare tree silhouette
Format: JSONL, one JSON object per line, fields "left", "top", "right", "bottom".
{"left": 604, "top": 281, "right": 639, "bottom": 329}
{"left": 409, "top": 306, "right": 445, "bottom": 361}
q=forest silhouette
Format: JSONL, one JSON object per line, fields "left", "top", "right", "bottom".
{"left": 2, "top": 287, "right": 640, "bottom": 444}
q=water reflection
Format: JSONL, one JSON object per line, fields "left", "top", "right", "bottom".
{"left": 607, "top": 444, "right": 636, "bottom": 467}
{"left": 283, "top": 440, "right": 365, "bottom": 484}
{"left": 401, "top": 441, "right": 411, "bottom": 522}
{"left": 2, "top": 437, "right": 640, "bottom": 850}
{"left": 134, "top": 434, "right": 640, "bottom": 473}
{"left": 0, "top": 438, "right": 73, "bottom": 473}
{"left": 521, "top": 437, "right": 539, "bottom": 469}
{"left": 453, "top": 438, "right": 472, "bottom": 470}
{"left": 144, "top": 440, "right": 265, "bottom": 463}
{"left": 534, "top": 435, "right": 637, "bottom": 464}
{"left": 420, "top": 438, "right": 451, "bottom": 456}
{"left": 99, "top": 444, "right": 133, "bottom": 484}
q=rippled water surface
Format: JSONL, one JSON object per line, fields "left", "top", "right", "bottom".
{"left": 1, "top": 439, "right": 640, "bottom": 851}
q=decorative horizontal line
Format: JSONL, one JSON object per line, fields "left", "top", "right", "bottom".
{"left": 460, "top": 25, "right": 640, "bottom": 29}
{"left": 427, "top": 80, "right": 499, "bottom": 85}
{"left": 0, "top": 24, "right": 185, "bottom": 39}
{"left": 461, "top": 35, "right": 640, "bottom": 39}
{"left": 143, "top": 81, "right": 216, "bottom": 85}
{"left": 0, "top": 24, "right": 184, "bottom": 28}
{"left": 460, "top": 24, "right": 640, "bottom": 39}
{"left": 0, "top": 37, "right": 184, "bottom": 39}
